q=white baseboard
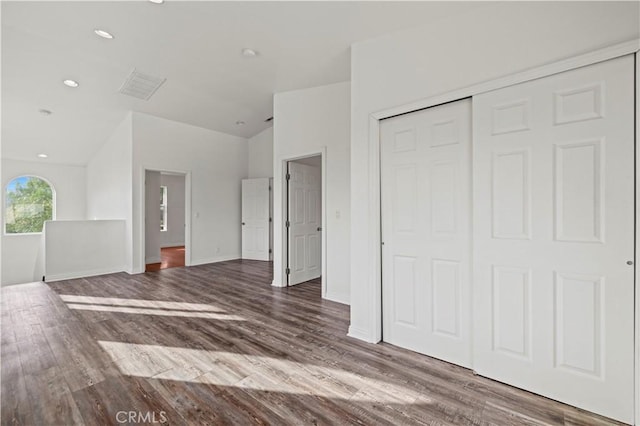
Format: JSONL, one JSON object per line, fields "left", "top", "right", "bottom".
{"left": 271, "top": 279, "right": 285, "bottom": 287}
{"left": 190, "top": 255, "right": 239, "bottom": 266}
{"left": 347, "top": 325, "right": 379, "bottom": 343}
{"left": 161, "top": 242, "right": 185, "bottom": 248}
{"left": 45, "top": 266, "right": 126, "bottom": 282}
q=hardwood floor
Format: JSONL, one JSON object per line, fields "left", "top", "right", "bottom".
{"left": 1, "top": 260, "right": 626, "bottom": 425}
{"left": 145, "top": 246, "right": 186, "bottom": 272}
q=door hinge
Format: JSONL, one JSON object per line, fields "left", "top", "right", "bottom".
{"left": 286, "top": 220, "right": 290, "bottom": 228}
{"left": 286, "top": 173, "right": 291, "bottom": 181}
{"left": 286, "top": 268, "right": 290, "bottom": 275}
{"left": 269, "top": 217, "right": 272, "bottom": 222}
{"left": 269, "top": 249, "right": 272, "bottom": 253}
{"left": 269, "top": 186, "right": 272, "bottom": 191}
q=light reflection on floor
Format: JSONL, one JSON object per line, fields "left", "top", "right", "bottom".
{"left": 98, "top": 341, "right": 428, "bottom": 405}
{"left": 59, "top": 295, "right": 244, "bottom": 319}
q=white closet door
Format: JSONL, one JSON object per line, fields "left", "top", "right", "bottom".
{"left": 381, "top": 99, "right": 472, "bottom": 368}
{"left": 241, "top": 178, "right": 270, "bottom": 261}
{"left": 287, "top": 162, "right": 321, "bottom": 285}
{"left": 472, "top": 56, "right": 634, "bottom": 423}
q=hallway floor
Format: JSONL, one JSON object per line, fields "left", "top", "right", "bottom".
{"left": 146, "top": 246, "right": 185, "bottom": 272}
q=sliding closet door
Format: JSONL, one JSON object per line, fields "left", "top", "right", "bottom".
{"left": 472, "top": 55, "right": 634, "bottom": 423}
{"left": 381, "top": 99, "right": 472, "bottom": 368}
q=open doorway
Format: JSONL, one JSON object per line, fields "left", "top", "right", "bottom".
{"left": 145, "top": 170, "right": 187, "bottom": 272}
{"left": 286, "top": 155, "right": 322, "bottom": 286}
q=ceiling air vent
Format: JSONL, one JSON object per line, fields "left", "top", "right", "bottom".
{"left": 118, "top": 68, "right": 166, "bottom": 101}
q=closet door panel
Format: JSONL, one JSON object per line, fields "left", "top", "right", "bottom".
{"left": 472, "top": 55, "right": 635, "bottom": 423}
{"left": 381, "top": 99, "right": 472, "bottom": 368}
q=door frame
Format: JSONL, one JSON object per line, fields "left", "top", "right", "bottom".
{"left": 139, "top": 166, "right": 192, "bottom": 271}
{"left": 279, "top": 148, "right": 327, "bottom": 296}
{"left": 351, "top": 39, "right": 640, "bottom": 423}
{"left": 634, "top": 52, "right": 639, "bottom": 425}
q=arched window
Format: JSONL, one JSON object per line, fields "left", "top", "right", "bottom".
{"left": 5, "top": 176, "right": 55, "bottom": 234}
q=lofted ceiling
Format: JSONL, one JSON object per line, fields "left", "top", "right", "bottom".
{"left": 1, "top": 1, "right": 483, "bottom": 165}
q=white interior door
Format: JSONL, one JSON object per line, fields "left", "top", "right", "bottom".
{"left": 287, "top": 162, "right": 321, "bottom": 285}
{"left": 472, "top": 55, "right": 634, "bottom": 423}
{"left": 241, "top": 178, "right": 270, "bottom": 261}
{"left": 381, "top": 99, "right": 472, "bottom": 368}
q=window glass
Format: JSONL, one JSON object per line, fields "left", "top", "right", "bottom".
{"left": 5, "top": 176, "right": 54, "bottom": 234}
{"left": 160, "top": 186, "right": 167, "bottom": 231}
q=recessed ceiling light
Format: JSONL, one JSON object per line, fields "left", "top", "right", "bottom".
{"left": 63, "top": 79, "right": 79, "bottom": 88}
{"left": 149, "top": 0, "right": 164, "bottom": 4}
{"left": 94, "top": 29, "right": 114, "bottom": 39}
{"left": 38, "top": 108, "right": 52, "bottom": 116}
{"left": 235, "top": 120, "right": 246, "bottom": 126}
{"left": 37, "top": 154, "right": 48, "bottom": 159}
{"left": 241, "top": 48, "right": 258, "bottom": 57}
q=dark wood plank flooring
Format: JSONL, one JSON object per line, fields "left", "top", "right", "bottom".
{"left": 1, "top": 260, "right": 626, "bottom": 425}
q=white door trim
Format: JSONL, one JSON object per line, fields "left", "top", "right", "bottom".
{"left": 635, "top": 52, "right": 639, "bottom": 426}
{"left": 351, "top": 38, "right": 640, "bottom": 424}
{"left": 276, "top": 148, "right": 327, "bottom": 298}
{"left": 138, "top": 166, "right": 192, "bottom": 273}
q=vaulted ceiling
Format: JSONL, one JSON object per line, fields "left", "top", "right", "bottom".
{"left": 2, "top": 1, "right": 483, "bottom": 165}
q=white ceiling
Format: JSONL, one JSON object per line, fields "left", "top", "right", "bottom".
{"left": 2, "top": 1, "right": 482, "bottom": 165}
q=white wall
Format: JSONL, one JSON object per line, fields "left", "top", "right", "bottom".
{"left": 86, "top": 113, "right": 134, "bottom": 272}
{"left": 144, "top": 170, "right": 161, "bottom": 263}
{"left": 160, "top": 173, "right": 186, "bottom": 248}
{"left": 273, "top": 81, "right": 351, "bottom": 304}
{"left": 248, "top": 127, "right": 274, "bottom": 178}
{"left": 1, "top": 159, "right": 86, "bottom": 285}
{"left": 132, "top": 112, "right": 248, "bottom": 273}
{"left": 349, "top": 2, "right": 640, "bottom": 341}
{"left": 294, "top": 155, "right": 321, "bottom": 168}
{"left": 44, "top": 220, "right": 126, "bottom": 281}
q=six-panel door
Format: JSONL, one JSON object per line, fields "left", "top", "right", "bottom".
{"left": 287, "top": 162, "right": 322, "bottom": 285}
{"left": 241, "top": 178, "right": 270, "bottom": 261}
{"left": 380, "top": 55, "right": 635, "bottom": 423}
{"left": 381, "top": 99, "right": 472, "bottom": 368}
{"left": 472, "top": 55, "right": 634, "bottom": 423}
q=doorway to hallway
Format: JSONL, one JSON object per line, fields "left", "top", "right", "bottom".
{"left": 144, "top": 170, "right": 189, "bottom": 272}
{"left": 145, "top": 246, "right": 185, "bottom": 272}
